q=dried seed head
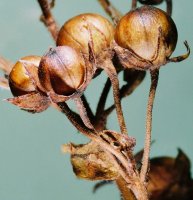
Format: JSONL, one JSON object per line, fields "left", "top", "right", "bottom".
{"left": 9, "top": 56, "right": 41, "bottom": 96}
{"left": 115, "top": 6, "right": 177, "bottom": 68}
{"left": 138, "top": 0, "right": 163, "bottom": 5}
{"left": 56, "top": 13, "right": 114, "bottom": 56}
{"left": 38, "top": 46, "right": 86, "bottom": 98}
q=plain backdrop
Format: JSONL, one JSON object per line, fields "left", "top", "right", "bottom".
{"left": 0, "top": 1, "right": 193, "bottom": 200}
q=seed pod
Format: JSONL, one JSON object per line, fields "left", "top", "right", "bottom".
{"left": 56, "top": 13, "right": 114, "bottom": 56}
{"left": 38, "top": 46, "right": 89, "bottom": 102}
{"left": 9, "top": 56, "right": 41, "bottom": 96}
{"left": 115, "top": 6, "right": 177, "bottom": 69}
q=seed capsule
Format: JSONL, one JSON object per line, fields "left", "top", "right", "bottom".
{"left": 115, "top": 6, "right": 177, "bottom": 69}
{"left": 56, "top": 13, "right": 114, "bottom": 56}
{"left": 9, "top": 56, "right": 41, "bottom": 96}
{"left": 38, "top": 46, "right": 86, "bottom": 100}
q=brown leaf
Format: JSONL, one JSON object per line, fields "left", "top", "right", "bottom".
{"left": 6, "top": 92, "right": 50, "bottom": 113}
{"left": 148, "top": 149, "right": 193, "bottom": 200}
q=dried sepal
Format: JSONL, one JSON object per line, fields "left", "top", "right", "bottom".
{"left": 62, "top": 141, "right": 119, "bottom": 180}
{"left": 6, "top": 92, "right": 50, "bottom": 113}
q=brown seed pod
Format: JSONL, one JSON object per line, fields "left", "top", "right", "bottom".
{"left": 56, "top": 13, "right": 114, "bottom": 56}
{"left": 7, "top": 55, "right": 51, "bottom": 113}
{"left": 38, "top": 46, "right": 91, "bottom": 102}
{"left": 115, "top": 6, "right": 180, "bottom": 70}
{"left": 9, "top": 56, "right": 41, "bottom": 96}
{"left": 115, "top": 6, "right": 190, "bottom": 71}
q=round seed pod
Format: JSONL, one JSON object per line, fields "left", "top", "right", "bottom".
{"left": 38, "top": 46, "right": 86, "bottom": 99}
{"left": 115, "top": 6, "right": 177, "bottom": 68}
{"left": 56, "top": 13, "right": 114, "bottom": 56}
{"left": 9, "top": 56, "right": 41, "bottom": 96}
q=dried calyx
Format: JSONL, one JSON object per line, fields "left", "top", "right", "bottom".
{"left": 114, "top": 6, "right": 189, "bottom": 71}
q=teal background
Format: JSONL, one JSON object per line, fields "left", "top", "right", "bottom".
{"left": 0, "top": 0, "right": 193, "bottom": 199}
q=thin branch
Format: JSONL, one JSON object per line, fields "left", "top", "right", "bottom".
{"left": 97, "top": 0, "right": 122, "bottom": 24}
{"left": 81, "top": 94, "right": 95, "bottom": 122}
{"left": 37, "top": 0, "right": 59, "bottom": 41}
{"left": 100, "top": 59, "right": 128, "bottom": 135}
{"left": 0, "top": 56, "right": 13, "bottom": 75}
{"left": 140, "top": 70, "right": 159, "bottom": 182}
{"left": 103, "top": 70, "right": 146, "bottom": 119}
{"left": 0, "top": 77, "right": 9, "bottom": 89}
{"left": 74, "top": 97, "right": 95, "bottom": 130}
{"left": 95, "top": 77, "right": 111, "bottom": 117}
{"left": 166, "top": 0, "right": 172, "bottom": 16}
{"left": 131, "top": 0, "right": 137, "bottom": 9}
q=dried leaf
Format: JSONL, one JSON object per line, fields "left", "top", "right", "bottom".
{"left": 148, "top": 149, "right": 193, "bottom": 200}
{"left": 62, "top": 141, "right": 119, "bottom": 180}
{"left": 6, "top": 92, "right": 50, "bottom": 113}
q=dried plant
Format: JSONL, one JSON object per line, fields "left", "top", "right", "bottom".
{"left": 0, "top": 0, "right": 192, "bottom": 200}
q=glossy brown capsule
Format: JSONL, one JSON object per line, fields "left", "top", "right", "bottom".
{"left": 115, "top": 6, "right": 177, "bottom": 69}
{"left": 38, "top": 46, "right": 88, "bottom": 102}
{"left": 56, "top": 13, "right": 114, "bottom": 56}
{"left": 9, "top": 56, "right": 41, "bottom": 96}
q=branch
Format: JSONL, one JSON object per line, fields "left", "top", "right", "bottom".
{"left": 97, "top": 0, "right": 122, "bottom": 24}
{"left": 37, "top": 0, "right": 59, "bottom": 41}
{"left": 140, "top": 70, "right": 159, "bottom": 182}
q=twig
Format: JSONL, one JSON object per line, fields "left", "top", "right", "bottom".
{"left": 0, "top": 77, "right": 9, "bottom": 89}
{"left": 166, "top": 0, "right": 172, "bottom": 16}
{"left": 0, "top": 56, "right": 13, "bottom": 75}
{"left": 140, "top": 70, "right": 159, "bottom": 182}
{"left": 74, "top": 97, "right": 95, "bottom": 130}
{"left": 131, "top": 0, "right": 137, "bottom": 9}
{"left": 97, "top": 0, "right": 122, "bottom": 24}
{"left": 37, "top": 0, "right": 59, "bottom": 41}
{"left": 95, "top": 77, "right": 111, "bottom": 117}
{"left": 81, "top": 94, "right": 95, "bottom": 122}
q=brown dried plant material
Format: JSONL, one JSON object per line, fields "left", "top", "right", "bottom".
{"left": 7, "top": 56, "right": 50, "bottom": 113}
{"left": 148, "top": 149, "right": 193, "bottom": 200}
{"left": 62, "top": 141, "right": 119, "bottom": 180}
